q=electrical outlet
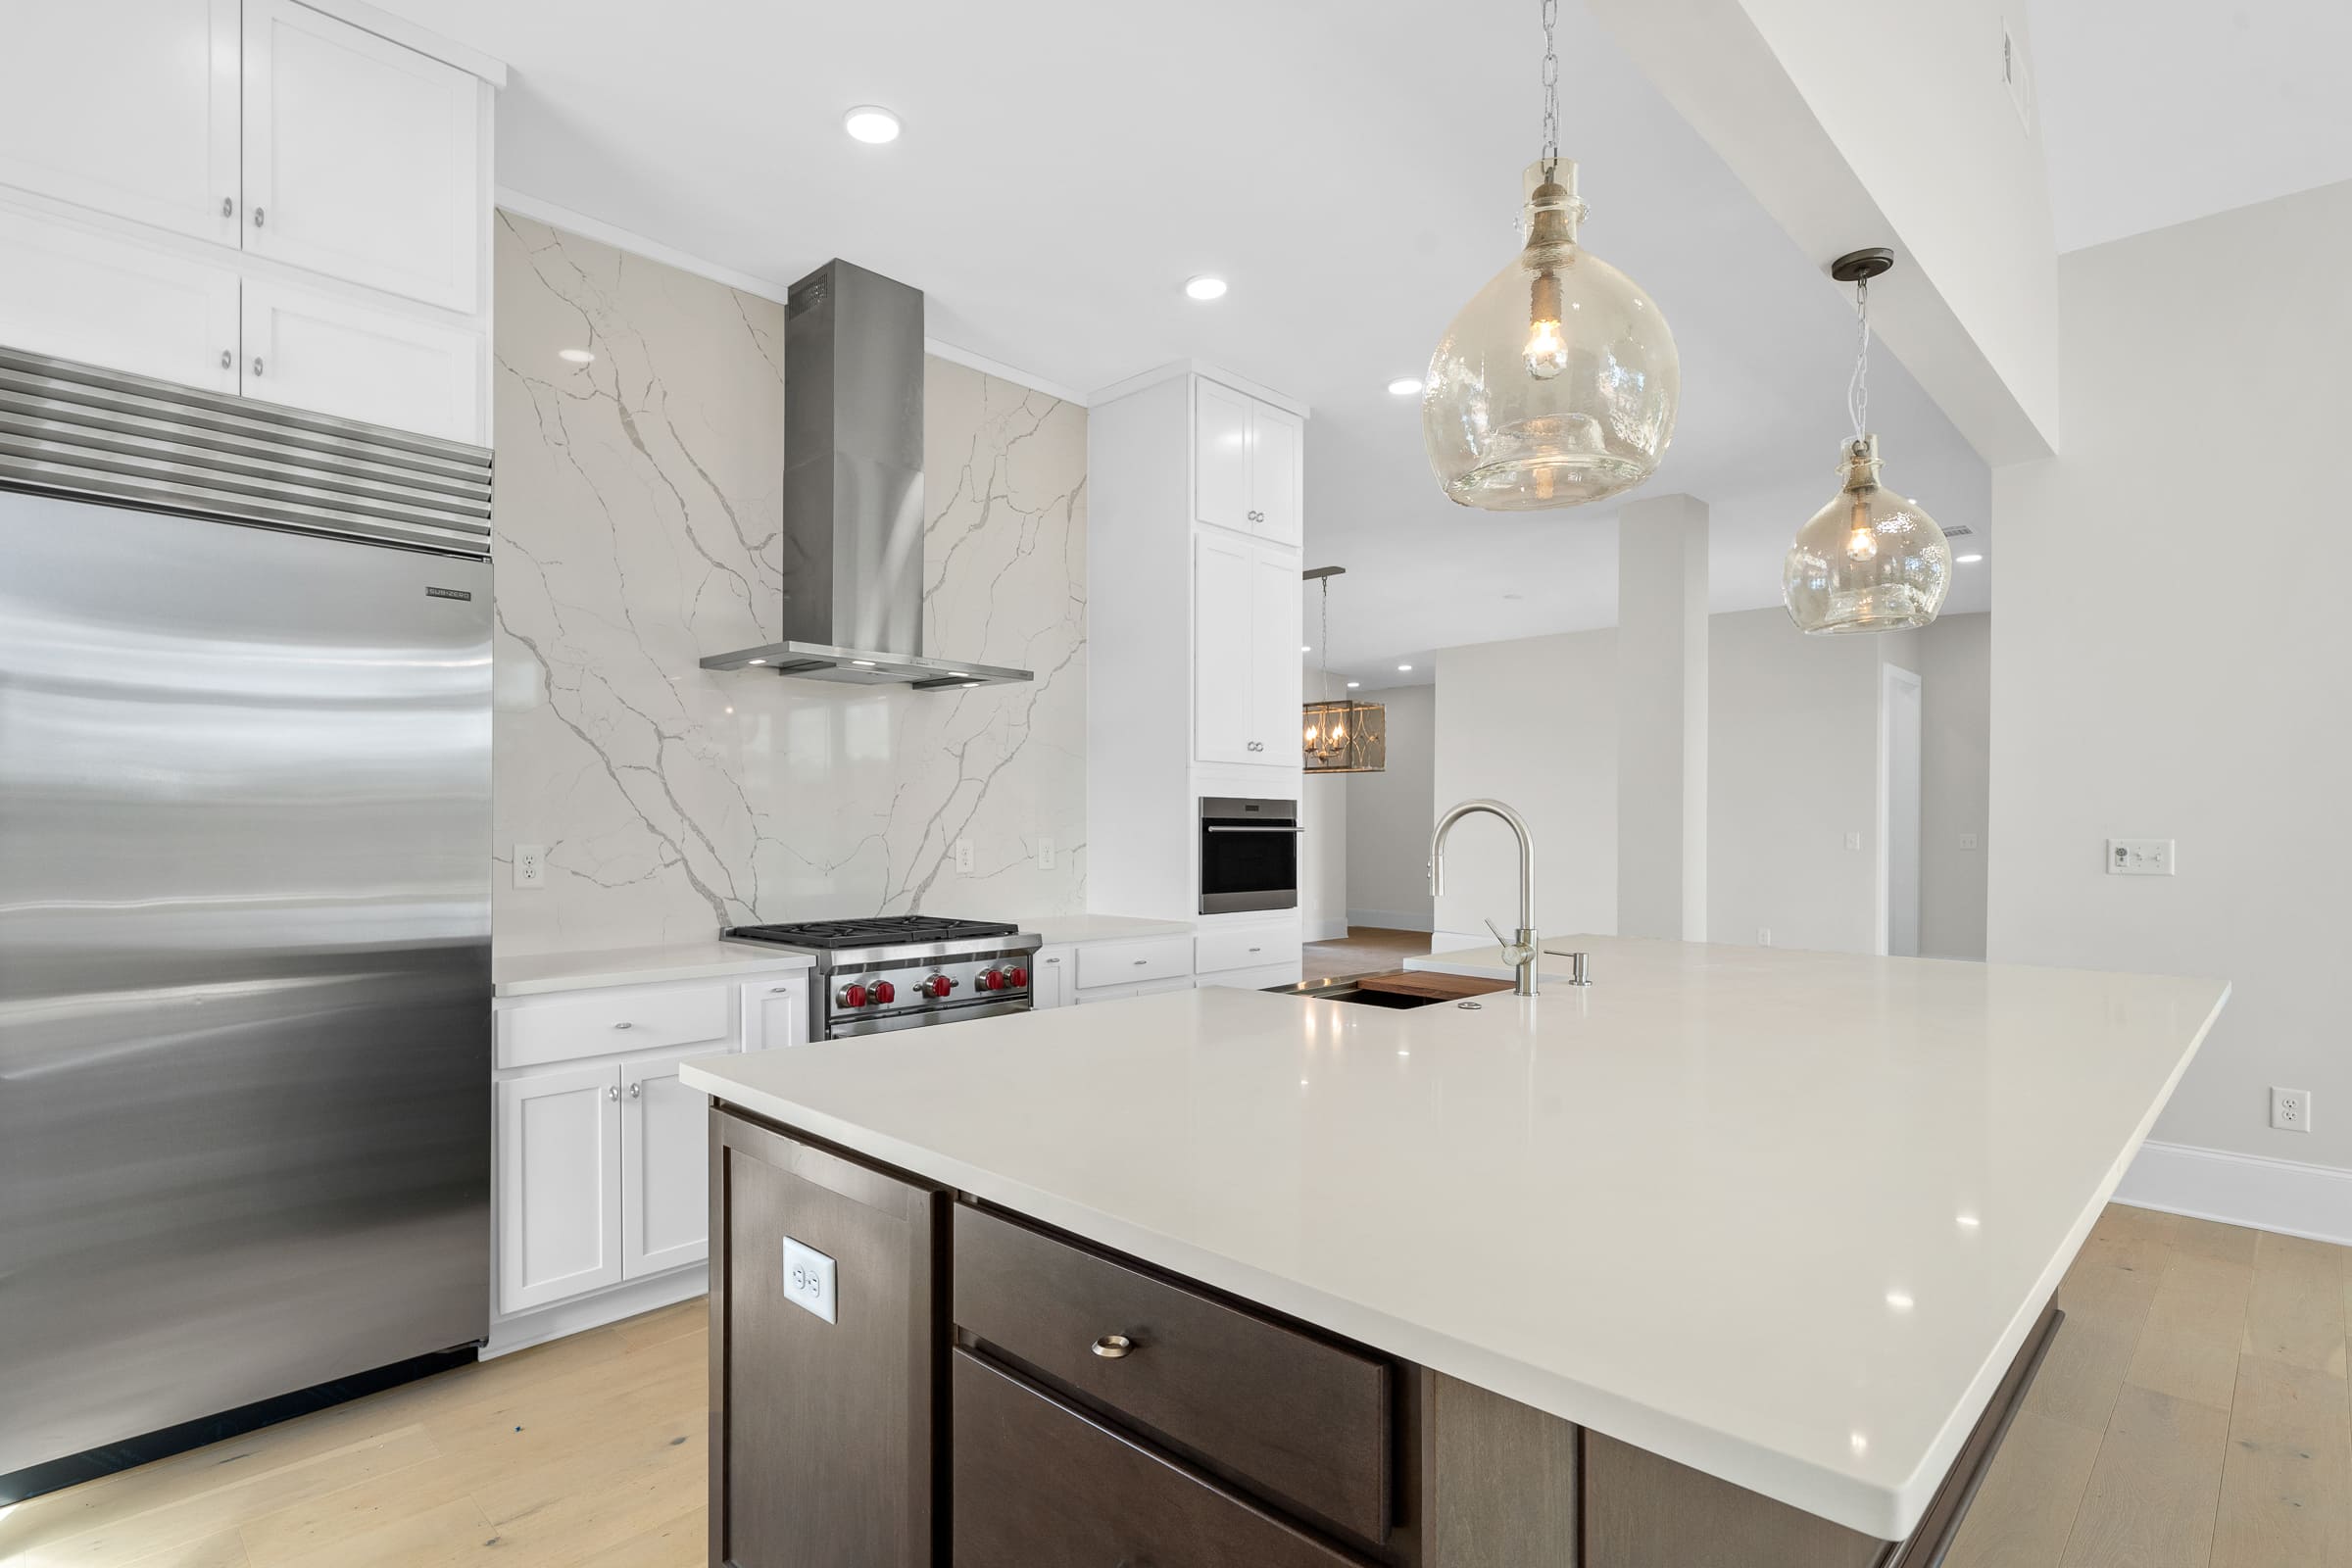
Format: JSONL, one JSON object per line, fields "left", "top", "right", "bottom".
{"left": 2106, "top": 838, "right": 2176, "bottom": 876}
{"left": 955, "top": 837, "right": 973, "bottom": 874}
{"left": 1038, "top": 836, "right": 1055, "bottom": 871}
{"left": 1960, "top": 832, "right": 1980, "bottom": 852}
{"left": 513, "top": 844, "right": 547, "bottom": 889}
{"left": 1757, "top": 927, "right": 1772, "bottom": 947}
{"left": 1844, "top": 832, "right": 1863, "bottom": 852}
{"left": 2271, "top": 1087, "right": 2312, "bottom": 1133}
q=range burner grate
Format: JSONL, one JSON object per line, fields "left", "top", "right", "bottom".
{"left": 727, "top": 915, "right": 1022, "bottom": 952}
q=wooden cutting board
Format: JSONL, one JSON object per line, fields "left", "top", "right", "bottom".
{"left": 1353, "top": 970, "right": 1514, "bottom": 1001}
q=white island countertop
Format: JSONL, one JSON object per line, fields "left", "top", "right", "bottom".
{"left": 679, "top": 936, "right": 2226, "bottom": 1540}
{"left": 493, "top": 940, "right": 813, "bottom": 998}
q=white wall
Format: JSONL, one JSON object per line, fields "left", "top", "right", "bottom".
{"left": 1430, "top": 634, "right": 1618, "bottom": 943}
{"left": 1916, "top": 612, "right": 1990, "bottom": 959}
{"left": 1298, "top": 671, "right": 1349, "bottom": 941}
{"left": 1345, "top": 684, "right": 1437, "bottom": 932}
{"left": 1989, "top": 181, "right": 2352, "bottom": 1178}
{"left": 1707, "top": 609, "right": 1886, "bottom": 954}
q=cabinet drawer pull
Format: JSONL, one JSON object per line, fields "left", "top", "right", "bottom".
{"left": 769, "top": 985, "right": 791, "bottom": 994}
{"left": 1091, "top": 1334, "right": 1135, "bottom": 1359}
{"left": 612, "top": 1020, "right": 634, "bottom": 1029}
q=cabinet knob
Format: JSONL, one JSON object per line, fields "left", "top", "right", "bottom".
{"left": 606, "top": 1083, "right": 619, "bottom": 1102}
{"left": 220, "top": 350, "right": 231, "bottom": 370}
{"left": 627, "top": 1081, "right": 642, "bottom": 1099}
{"left": 251, "top": 356, "right": 264, "bottom": 377}
{"left": 220, "top": 195, "right": 233, "bottom": 219}
{"left": 252, "top": 206, "right": 266, "bottom": 228}
{"left": 1091, "top": 1334, "right": 1135, "bottom": 1359}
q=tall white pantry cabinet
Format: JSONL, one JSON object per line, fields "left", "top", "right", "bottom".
{"left": 1088, "top": 362, "right": 1308, "bottom": 982}
{"left": 0, "top": 0, "right": 500, "bottom": 443}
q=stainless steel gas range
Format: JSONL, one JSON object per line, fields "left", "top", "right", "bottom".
{"left": 723, "top": 916, "right": 1043, "bottom": 1040}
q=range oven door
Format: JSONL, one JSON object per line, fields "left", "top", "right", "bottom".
{"left": 1199, "top": 796, "right": 1300, "bottom": 915}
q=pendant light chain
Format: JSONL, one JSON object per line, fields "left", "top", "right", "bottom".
{"left": 1318, "top": 577, "right": 1333, "bottom": 701}
{"left": 1539, "top": 0, "right": 1561, "bottom": 172}
{"left": 1846, "top": 277, "right": 1873, "bottom": 444}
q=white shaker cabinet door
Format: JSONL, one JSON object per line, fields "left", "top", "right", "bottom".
{"left": 1193, "top": 529, "right": 1257, "bottom": 765}
{"left": 240, "top": 276, "right": 483, "bottom": 441}
{"left": 1030, "top": 946, "right": 1073, "bottom": 1010}
{"left": 0, "top": 208, "right": 240, "bottom": 393}
{"left": 1250, "top": 542, "right": 1301, "bottom": 762}
{"left": 1247, "top": 403, "right": 1303, "bottom": 545}
{"left": 496, "top": 1063, "right": 622, "bottom": 1314}
{"left": 738, "top": 976, "right": 810, "bottom": 1051}
{"left": 241, "top": 0, "right": 482, "bottom": 312}
{"left": 0, "top": 0, "right": 239, "bottom": 245}
{"left": 619, "top": 1051, "right": 712, "bottom": 1280}
{"left": 1193, "top": 376, "right": 1253, "bottom": 534}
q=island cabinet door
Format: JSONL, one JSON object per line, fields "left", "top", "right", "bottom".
{"left": 952, "top": 1349, "right": 1360, "bottom": 1568}
{"left": 710, "top": 1106, "right": 944, "bottom": 1568}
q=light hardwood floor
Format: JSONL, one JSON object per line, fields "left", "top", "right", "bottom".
{"left": 1301, "top": 924, "right": 1442, "bottom": 982}
{"left": 4, "top": 1206, "right": 2344, "bottom": 1567}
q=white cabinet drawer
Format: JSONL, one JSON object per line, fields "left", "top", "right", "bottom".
{"left": 498, "top": 981, "right": 732, "bottom": 1070}
{"left": 1076, "top": 935, "right": 1194, "bottom": 990}
{"left": 1195, "top": 924, "right": 1299, "bottom": 975}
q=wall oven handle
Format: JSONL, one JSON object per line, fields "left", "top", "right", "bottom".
{"left": 1203, "top": 824, "right": 1302, "bottom": 833}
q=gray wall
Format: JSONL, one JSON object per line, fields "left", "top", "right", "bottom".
{"left": 1345, "top": 684, "right": 1438, "bottom": 931}
{"left": 1915, "top": 612, "right": 1990, "bottom": 958}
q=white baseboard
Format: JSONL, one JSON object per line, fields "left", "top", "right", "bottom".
{"left": 2114, "top": 1140, "right": 2352, "bottom": 1248}
{"left": 483, "top": 1265, "right": 707, "bottom": 1358}
{"left": 1345, "top": 907, "right": 1435, "bottom": 933}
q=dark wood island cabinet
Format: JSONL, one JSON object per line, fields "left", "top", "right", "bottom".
{"left": 708, "top": 1099, "right": 2057, "bottom": 1568}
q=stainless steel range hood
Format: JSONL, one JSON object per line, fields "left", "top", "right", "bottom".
{"left": 701, "top": 260, "right": 1031, "bottom": 688}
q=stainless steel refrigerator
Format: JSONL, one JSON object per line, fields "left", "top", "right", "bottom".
{"left": 0, "top": 347, "right": 493, "bottom": 1491}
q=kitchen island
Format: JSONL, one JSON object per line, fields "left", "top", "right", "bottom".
{"left": 681, "top": 937, "right": 2227, "bottom": 1565}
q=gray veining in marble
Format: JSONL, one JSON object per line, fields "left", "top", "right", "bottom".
{"left": 492, "top": 214, "right": 1087, "bottom": 955}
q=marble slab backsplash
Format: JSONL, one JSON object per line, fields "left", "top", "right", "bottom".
{"left": 492, "top": 214, "right": 1087, "bottom": 955}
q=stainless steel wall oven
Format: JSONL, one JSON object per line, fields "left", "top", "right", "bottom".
{"left": 1198, "top": 796, "right": 1300, "bottom": 915}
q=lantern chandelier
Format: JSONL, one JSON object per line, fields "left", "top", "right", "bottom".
{"left": 1301, "top": 566, "right": 1385, "bottom": 775}
{"left": 1783, "top": 249, "right": 1952, "bottom": 635}
{"left": 1420, "top": 0, "right": 1681, "bottom": 512}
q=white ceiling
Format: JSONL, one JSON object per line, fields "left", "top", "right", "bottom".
{"left": 383, "top": 0, "right": 1993, "bottom": 686}
{"left": 2029, "top": 0, "right": 2352, "bottom": 253}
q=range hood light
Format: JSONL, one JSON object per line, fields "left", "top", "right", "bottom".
{"left": 851, "top": 659, "right": 875, "bottom": 667}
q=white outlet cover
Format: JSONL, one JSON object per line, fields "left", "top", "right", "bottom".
{"left": 2106, "top": 838, "right": 2176, "bottom": 876}
{"left": 781, "top": 1236, "right": 837, "bottom": 1323}
{"left": 1959, "top": 832, "right": 1980, "bottom": 852}
{"left": 955, "top": 837, "right": 974, "bottom": 873}
{"left": 1039, "top": 835, "right": 1055, "bottom": 870}
{"left": 1843, "top": 831, "right": 1863, "bottom": 852}
{"left": 2271, "top": 1087, "right": 2312, "bottom": 1133}
{"left": 513, "top": 844, "right": 547, "bottom": 889}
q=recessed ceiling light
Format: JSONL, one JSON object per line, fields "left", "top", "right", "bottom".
{"left": 1184, "top": 274, "right": 1228, "bottom": 301}
{"left": 843, "top": 106, "right": 901, "bottom": 144}
{"left": 1886, "top": 1290, "right": 1915, "bottom": 1311}
{"left": 1956, "top": 554, "right": 1984, "bottom": 564}
{"left": 558, "top": 347, "right": 595, "bottom": 365}
{"left": 1387, "top": 376, "right": 1423, "bottom": 396}
{"left": 1397, "top": 663, "right": 1413, "bottom": 672}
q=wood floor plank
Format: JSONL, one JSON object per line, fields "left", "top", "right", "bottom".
{"left": 2127, "top": 1249, "right": 2256, "bottom": 1412}
{"left": 2244, "top": 1231, "right": 2351, "bottom": 1377}
{"left": 1941, "top": 1408, "right": 2103, "bottom": 1568}
{"left": 2029, "top": 1310, "right": 2153, "bottom": 1436}
{"left": 569, "top": 1505, "right": 706, "bottom": 1568}
{"left": 2174, "top": 1214, "right": 2263, "bottom": 1267}
{"left": 251, "top": 1494, "right": 493, "bottom": 1568}
{"left": 2058, "top": 1385, "right": 2230, "bottom": 1568}
{"left": 2210, "top": 1355, "right": 2352, "bottom": 1568}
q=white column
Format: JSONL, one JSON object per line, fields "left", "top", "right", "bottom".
{"left": 1616, "top": 494, "right": 1709, "bottom": 941}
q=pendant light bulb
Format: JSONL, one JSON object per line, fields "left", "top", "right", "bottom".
{"left": 1785, "top": 252, "right": 1949, "bottom": 635}
{"left": 1419, "top": 5, "right": 1680, "bottom": 512}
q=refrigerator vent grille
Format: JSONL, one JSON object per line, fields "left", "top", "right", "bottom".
{"left": 0, "top": 346, "right": 492, "bottom": 558}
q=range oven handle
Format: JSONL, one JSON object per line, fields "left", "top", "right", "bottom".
{"left": 1203, "top": 824, "right": 1302, "bottom": 834}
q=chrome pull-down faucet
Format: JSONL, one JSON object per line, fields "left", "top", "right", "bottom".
{"left": 1429, "top": 798, "right": 1541, "bottom": 998}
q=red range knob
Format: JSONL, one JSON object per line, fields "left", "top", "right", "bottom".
{"left": 870, "top": 979, "right": 896, "bottom": 1004}
{"left": 838, "top": 982, "right": 868, "bottom": 1008}
{"left": 1005, "top": 965, "right": 1027, "bottom": 988}
{"left": 978, "top": 969, "right": 1002, "bottom": 992}
{"left": 923, "top": 974, "right": 954, "bottom": 999}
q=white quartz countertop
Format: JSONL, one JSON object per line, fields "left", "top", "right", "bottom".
{"left": 1011, "top": 912, "right": 1196, "bottom": 946}
{"left": 493, "top": 941, "right": 813, "bottom": 998}
{"left": 679, "top": 936, "right": 2226, "bottom": 1540}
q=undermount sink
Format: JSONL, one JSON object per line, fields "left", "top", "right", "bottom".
{"left": 1270, "top": 976, "right": 1488, "bottom": 1009}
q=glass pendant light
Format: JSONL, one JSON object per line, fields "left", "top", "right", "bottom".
{"left": 1421, "top": 0, "right": 1680, "bottom": 511}
{"left": 1784, "top": 250, "right": 1951, "bottom": 635}
{"left": 1301, "top": 567, "right": 1385, "bottom": 774}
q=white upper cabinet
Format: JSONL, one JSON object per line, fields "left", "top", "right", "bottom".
{"left": 241, "top": 0, "right": 483, "bottom": 313}
{"left": 241, "top": 275, "right": 482, "bottom": 441}
{"left": 0, "top": 0, "right": 240, "bottom": 245}
{"left": 1194, "top": 378, "right": 1254, "bottom": 534}
{"left": 1247, "top": 403, "right": 1303, "bottom": 545}
{"left": 0, "top": 207, "right": 240, "bottom": 392}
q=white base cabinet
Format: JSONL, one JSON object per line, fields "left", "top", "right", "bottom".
{"left": 737, "top": 975, "right": 811, "bottom": 1051}
{"left": 495, "top": 1060, "right": 622, "bottom": 1313}
{"left": 618, "top": 1050, "right": 716, "bottom": 1280}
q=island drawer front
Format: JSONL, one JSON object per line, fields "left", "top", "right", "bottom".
{"left": 496, "top": 980, "right": 731, "bottom": 1069}
{"left": 1076, "top": 934, "right": 1194, "bottom": 989}
{"left": 954, "top": 1204, "right": 1391, "bottom": 1542}
{"left": 952, "top": 1349, "right": 1361, "bottom": 1568}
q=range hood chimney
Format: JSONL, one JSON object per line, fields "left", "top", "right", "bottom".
{"left": 702, "top": 259, "right": 1031, "bottom": 688}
